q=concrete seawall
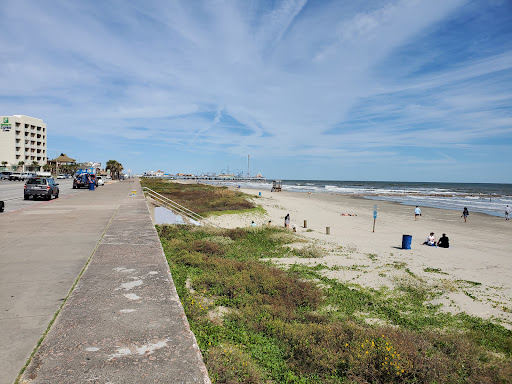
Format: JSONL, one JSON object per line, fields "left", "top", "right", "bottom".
{"left": 20, "top": 180, "right": 210, "bottom": 383}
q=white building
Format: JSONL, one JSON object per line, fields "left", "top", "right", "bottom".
{"left": 0, "top": 115, "right": 47, "bottom": 171}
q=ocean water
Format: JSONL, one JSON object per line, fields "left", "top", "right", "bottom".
{"left": 209, "top": 179, "right": 512, "bottom": 218}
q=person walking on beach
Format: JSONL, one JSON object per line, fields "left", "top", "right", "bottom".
{"left": 414, "top": 206, "right": 421, "bottom": 221}
{"left": 284, "top": 214, "right": 290, "bottom": 229}
{"left": 462, "top": 207, "right": 469, "bottom": 223}
{"left": 506, "top": 205, "right": 511, "bottom": 220}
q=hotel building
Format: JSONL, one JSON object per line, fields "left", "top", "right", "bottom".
{"left": 0, "top": 115, "right": 47, "bottom": 171}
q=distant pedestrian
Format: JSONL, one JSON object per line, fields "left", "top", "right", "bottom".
{"left": 284, "top": 214, "right": 290, "bottom": 229}
{"left": 506, "top": 205, "right": 511, "bottom": 221}
{"left": 462, "top": 207, "right": 469, "bottom": 223}
{"left": 414, "top": 206, "right": 421, "bottom": 221}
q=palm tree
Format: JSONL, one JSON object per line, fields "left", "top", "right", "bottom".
{"left": 1, "top": 161, "right": 7, "bottom": 170}
{"left": 106, "top": 160, "right": 124, "bottom": 180}
{"left": 31, "top": 161, "right": 40, "bottom": 172}
{"left": 17, "top": 161, "right": 25, "bottom": 172}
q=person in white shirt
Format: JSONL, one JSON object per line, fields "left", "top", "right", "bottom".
{"left": 423, "top": 232, "right": 436, "bottom": 246}
{"left": 414, "top": 206, "right": 422, "bottom": 221}
{"left": 506, "top": 205, "right": 511, "bottom": 221}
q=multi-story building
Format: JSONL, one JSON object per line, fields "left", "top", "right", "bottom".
{"left": 0, "top": 115, "right": 47, "bottom": 171}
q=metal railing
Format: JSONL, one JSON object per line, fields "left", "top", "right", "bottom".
{"left": 142, "top": 187, "right": 220, "bottom": 227}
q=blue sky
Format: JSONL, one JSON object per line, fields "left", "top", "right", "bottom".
{"left": 1, "top": 0, "right": 511, "bottom": 182}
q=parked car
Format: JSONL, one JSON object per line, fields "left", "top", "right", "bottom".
{"left": 57, "top": 174, "right": 66, "bottom": 179}
{"left": 73, "top": 174, "right": 97, "bottom": 188}
{"left": 21, "top": 172, "right": 36, "bottom": 180}
{"left": 0, "top": 171, "right": 12, "bottom": 180}
{"left": 24, "top": 177, "right": 60, "bottom": 200}
{"left": 9, "top": 172, "right": 23, "bottom": 181}
{"left": 96, "top": 176, "right": 104, "bottom": 186}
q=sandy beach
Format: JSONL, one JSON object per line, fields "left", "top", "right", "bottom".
{"left": 207, "top": 187, "right": 512, "bottom": 329}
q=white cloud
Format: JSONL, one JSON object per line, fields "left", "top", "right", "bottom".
{"left": 1, "top": 0, "right": 511, "bottom": 180}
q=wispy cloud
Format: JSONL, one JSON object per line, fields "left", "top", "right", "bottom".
{"left": 1, "top": 0, "right": 511, "bottom": 181}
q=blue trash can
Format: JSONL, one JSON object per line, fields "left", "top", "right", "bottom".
{"left": 89, "top": 182, "right": 95, "bottom": 191}
{"left": 402, "top": 235, "right": 412, "bottom": 249}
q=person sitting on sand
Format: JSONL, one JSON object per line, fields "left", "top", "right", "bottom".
{"left": 251, "top": 221, "right": 257, "bottom": 227}
{"left": 438, "top": 233, "right": 449, "bottom": 248}
{"left": 423, "top": 232, "right": 436, "bottom": 246}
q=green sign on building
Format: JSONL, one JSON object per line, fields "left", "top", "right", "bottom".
{"left": 3, "top": 117, "right": 8, "bottom": 123}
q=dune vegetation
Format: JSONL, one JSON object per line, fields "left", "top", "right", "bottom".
{"left": 151, "top": 181, "right": 512, "bottom": 383}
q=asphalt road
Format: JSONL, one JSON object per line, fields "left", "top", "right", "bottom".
{"left": 0, "top": 178, "right": 84, "bottom": 213}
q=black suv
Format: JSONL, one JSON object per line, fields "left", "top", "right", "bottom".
{"left": 24, "top": 177, "right": 60, "bottom": 200}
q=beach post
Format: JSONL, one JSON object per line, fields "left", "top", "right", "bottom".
{"left": 373, "top": 204, "right": 377, "bottom": 232}
{"left": 326, "top": 226, "right": 330, "bottom": 235}
{"left": 304, "top": 220, "right": 307, "bottom": 228}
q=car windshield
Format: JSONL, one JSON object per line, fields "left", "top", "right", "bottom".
{"left": 27, "top": 178, "right": 46, "bottom": 185}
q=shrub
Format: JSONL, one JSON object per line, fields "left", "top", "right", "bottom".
{"left": 294, "top": 244, "right": 324, "bottom": 258}
{"left": 206, "top": 344, "right": 263, "bottom": 384}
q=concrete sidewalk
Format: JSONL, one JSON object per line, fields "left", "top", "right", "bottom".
{"left": 0, "top": 179, "right": 137, "bottom": 384}
{"left": 20, "top": 180, "right": 210, "bottom": 383}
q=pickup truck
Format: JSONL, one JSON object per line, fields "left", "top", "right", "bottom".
{"left": 9, "top": 172, "right": 23, "bottom": 181}
{"left": 10, "top": 172, "right": 36, "bottom": 181}
{"left": 73, "top": 174, "right": 97, "bottom": 189}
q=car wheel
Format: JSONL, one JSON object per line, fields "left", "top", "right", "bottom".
{"left": 24, "top": 195, "right": 29, "bottom": 200}
{"left": 46, "top": 193, "right": 51, "bottom": 201}
{"left": 55, "top": 192, "right": 59, "bottom": 199}
{"left": 73, "top": 185, "right": 76, "bottom": 189}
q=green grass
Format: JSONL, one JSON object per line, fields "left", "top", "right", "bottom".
{"left": 140, "top": 178, "right": 257, "bottom": 215}
{"left": 158, "top": 225, "right": 512, "bottom": 383}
